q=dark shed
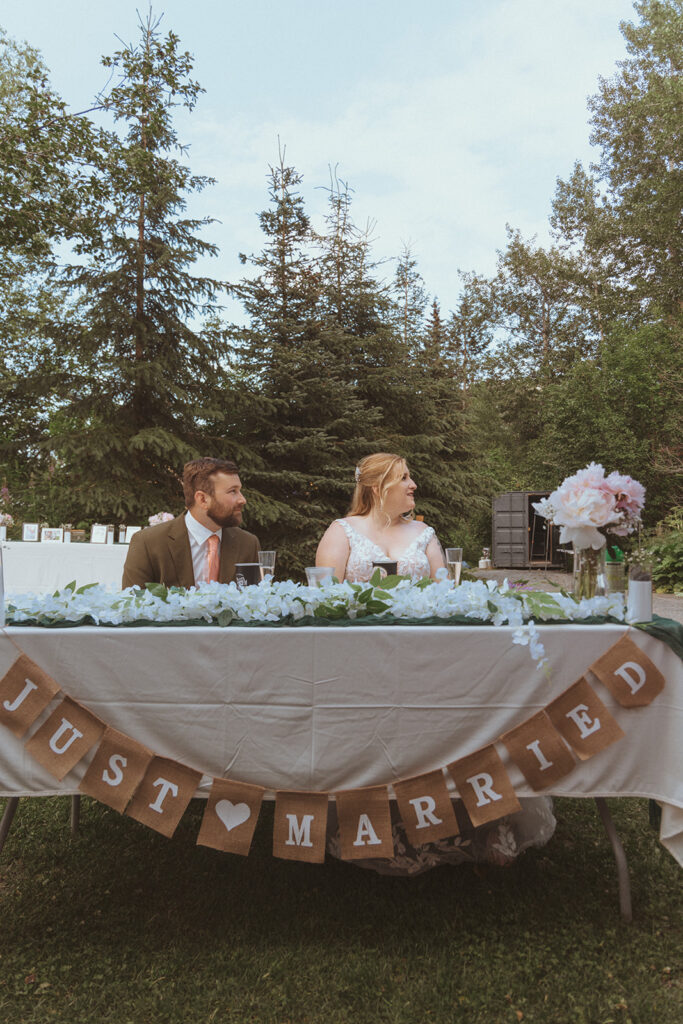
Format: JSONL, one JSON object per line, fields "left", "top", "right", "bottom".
{"left": 491, "top": 491, "right": 565, "bottom": 568}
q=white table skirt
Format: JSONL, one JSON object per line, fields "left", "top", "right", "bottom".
{"left": 1, "top": 623, "right": 681, "bottom": 864}
{"left": 2, "top": 541, "right": 128, "bottom": 594}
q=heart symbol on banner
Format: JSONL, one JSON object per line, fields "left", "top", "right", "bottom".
{"left": 215, "top": 799, "right": 250, "bottom": 832}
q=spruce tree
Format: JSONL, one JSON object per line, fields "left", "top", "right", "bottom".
{"left": 231, "top": 155, "right": 369, "bottom": 576}
{"left": 47, "top": 12, "right": 232, "bottom": 521}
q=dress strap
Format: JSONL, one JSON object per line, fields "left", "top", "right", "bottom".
{"left": 418, "top": 525, "right": 435, "bottom": 549}
{"left": 335, "top": 518, "right": 354, "bottom": 542}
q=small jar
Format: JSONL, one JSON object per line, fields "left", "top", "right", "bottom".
{"left": 626, "top": 558, "right": 653, "bottom": 622}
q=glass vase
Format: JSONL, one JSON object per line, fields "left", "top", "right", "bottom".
{"left": 572, "top": 545, "right": 606, "bottom": 600}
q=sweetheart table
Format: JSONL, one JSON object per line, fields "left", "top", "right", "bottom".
{"left": 1, "top": 621, "right": 681, "bottom": 918}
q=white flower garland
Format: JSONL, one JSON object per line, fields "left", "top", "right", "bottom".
{"left": 5, "top": 577, "right": 627, "bottom": 670}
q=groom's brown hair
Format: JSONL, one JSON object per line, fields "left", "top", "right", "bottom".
{"left": 182, "top": 458, "right": 239, "bottom": 507}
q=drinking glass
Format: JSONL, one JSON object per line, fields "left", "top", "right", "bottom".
{"left": 258, "top": 550, "right": 276, "bottom": 581}
{"left": 445, "top": 547, "right": 463, "bottom": 585}
{"left": 305, "top": 566, "right": 334, "bottom": 587}
{"left": 372, "top": 560, "right": 398, "bottom": 577}
{"left": 235, "top": 563, "right": 261, "bottom": 588}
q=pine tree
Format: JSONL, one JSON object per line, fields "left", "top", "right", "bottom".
{"left": 231, "top": 154, "right": 370, "bottom": 576}
{"left": 49, "top": 11, "right": 232, "bottom": 521}
{"left": 393, "top": 243, "right": 428, "bottom": 353}
{"left": 446, "top": 273, "right": 494, "bottom": 400}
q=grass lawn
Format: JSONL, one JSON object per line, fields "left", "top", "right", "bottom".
{"left": 0, "top": 795, "right": 680, "bottom": 1024}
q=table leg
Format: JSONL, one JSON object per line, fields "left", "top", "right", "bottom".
{"left": 0, "top": 797, "right": 20, "bottom": 857}
{"left": 70, "top": 795, "right": 81, "bottom": 835}
{"left": 594, "top": 797, "right": 632, "bottom": 923}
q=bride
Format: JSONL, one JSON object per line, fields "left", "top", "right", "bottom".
{"left": 316, "top": 452, "right": 446, "bottom": 581}
{"left": 317, "top": 451, "right": 556, "bottom": 874}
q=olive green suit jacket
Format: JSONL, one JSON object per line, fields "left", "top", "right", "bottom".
{"left": 121, "top": 515, "right": 260, "bottom": 589}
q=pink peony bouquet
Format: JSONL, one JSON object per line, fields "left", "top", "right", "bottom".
{"left": 148, "top": 511, "right": 175, "bottom": 526}
{"left": 533, "top": 462, "right": 645, "bottom": 550}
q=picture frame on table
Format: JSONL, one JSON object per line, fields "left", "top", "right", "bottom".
{"left": 124, "top": 525, "right": 142, "bottom": 544}
{"left": 90, "top": 524, "right": 108, "bottom": 544}
{"left": 22, "top": 523, "right": 39, "bottom": 542}
{"left": 41, "top": 527, "right": 64, "bottom": 543}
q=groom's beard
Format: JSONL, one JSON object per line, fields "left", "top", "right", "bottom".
{"left": 206, "top": 502, "right": 243, "bottom": 529}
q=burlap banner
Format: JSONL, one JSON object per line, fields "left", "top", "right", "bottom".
{"left": 197, "top": 778, "right": 265, "bottom": 855}
{"left": 24, "top": 697, "right": 105, "bottom": 781}
{"left": 0, "top": 628, "right": 668, "bottom": 862}
{"left": 273, "top": 791, "right": 329, "bottom": 863}
{"left": 0, "top": 654, "right": 62, "bottom": 737}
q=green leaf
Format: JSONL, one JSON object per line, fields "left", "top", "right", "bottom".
{"left": 314, "top": 603, "right": 347, "bottom": 620}
{"left": 216, "top": 609, "right": 234, "bottom": 627}
{"left": 145, "top": 582, "right": 168, "bottom": 601}
{"left": 75, "top": 583, "right": 99, "bottom": 594}
{"left": 373, "top": 574, "right": 407, "bottom": 590}
{"left": 523, "top": 591, "right": 568, "bottom": 621}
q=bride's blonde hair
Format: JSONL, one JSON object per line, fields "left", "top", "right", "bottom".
{"left": 348, "top": 453, "right": 409, "bottom": 517}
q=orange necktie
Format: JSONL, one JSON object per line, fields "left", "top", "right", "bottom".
{"left": 205, "top": 533, "right": 220, "bottom": 583}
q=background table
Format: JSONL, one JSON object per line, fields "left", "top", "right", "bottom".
{"left": 2, "top": 541, "right": 128, "bottom": 594}
{"left": 1, "top": 622, "right": 681, "bottom": 868}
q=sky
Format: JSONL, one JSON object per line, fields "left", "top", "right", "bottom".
{"left": 2, "top": 0, "right": 637, "bottom": 316}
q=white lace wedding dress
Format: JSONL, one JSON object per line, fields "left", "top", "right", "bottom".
{"left": 336, "top": 518, "right": 435, "bottom": 581}
{"left": 326, "top": 517, "right": 556, "bottom": 874}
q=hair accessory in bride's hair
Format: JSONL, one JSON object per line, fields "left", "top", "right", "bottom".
{"left": 354, "top": 465, "right": 361, "bottom": 483}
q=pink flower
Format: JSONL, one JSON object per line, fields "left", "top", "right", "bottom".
{"left": 549, "top": 478, "right": 621, "bottom": 548}
{"left": 605, "top": 472, "right": 646, "bottom": 515}
{"left": 148, "top": 511, "right": 175, "bottom": 526}
{"left": 533, "top": 463, "right": 645, "bottom": 547}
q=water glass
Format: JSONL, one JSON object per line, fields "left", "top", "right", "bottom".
{"left": 258, "top": 550, "right": 277, "bottom": 580}
{"left": 445, "top": 547, "right": 463, "bottom": 585}
{"left": 306, "top": 566, "right": 334, "bottom": 587}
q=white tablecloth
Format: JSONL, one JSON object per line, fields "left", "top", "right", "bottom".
{"left": 2, "top": 541, "right": 128, "bottom": 594}
{"left": 1, "top": 623, "right": 681, "bottom": 864}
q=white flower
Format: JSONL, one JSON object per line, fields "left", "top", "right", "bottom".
{"left": 4, "top": 578, "right": 627, "bottom": 670}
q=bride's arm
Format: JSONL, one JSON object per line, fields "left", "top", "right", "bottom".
{"left": 426, "top": 532, "right": 446, "bottom": 579}
{"left": 315, "top": 522, "right": 350, "bottom": 582}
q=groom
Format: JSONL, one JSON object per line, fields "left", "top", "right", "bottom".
{"left": 122, "top": 457, "right": 260, "bottom": 589}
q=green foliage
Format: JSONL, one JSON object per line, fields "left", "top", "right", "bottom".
{"left": 644, "top": 507, "right": 683, "bottom": 592}
{"left": 47, "top": 12, "right": 234, "bottom": 521}
{"left": 588, "top": 0, "right": 683, "bottom": 315}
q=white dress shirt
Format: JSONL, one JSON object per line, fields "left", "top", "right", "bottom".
{"left": 185, "top": 511, "right": 222, "bottom": 585}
